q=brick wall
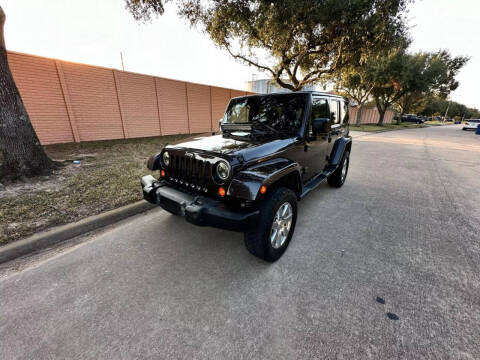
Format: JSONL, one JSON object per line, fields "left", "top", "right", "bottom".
{"left": 7, "top": 52, "right": 75, "bottom": 144}
{"left": 8, "top": 51, "right": 392, "bottom": 145}
{"left": 8, "top": 51, "right": 252, "bottom": 145}
{"left": 349, "top": 106, "right": 394, "bottom": 124}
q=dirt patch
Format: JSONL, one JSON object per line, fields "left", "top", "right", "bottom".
{"left": 0, "top": 134, "right": 193, "bottom": 245}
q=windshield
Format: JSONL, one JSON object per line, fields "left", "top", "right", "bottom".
{"left": 222, "top": 93, "right": 307, "bottom": 136}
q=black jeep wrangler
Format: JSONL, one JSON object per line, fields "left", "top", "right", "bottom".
{"left": 141, "top": 92, "right": 352, "bottom": 262}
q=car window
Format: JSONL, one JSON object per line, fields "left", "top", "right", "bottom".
{"left": 341, "top": 100, "right": 348, "bottom": 124}
{"left": 329, "top": 99, "right": 340, "bottom": 124}
{"left": 223, "top": 93, "right": 307, "bottom": 135}
{"left": 309, "top": 97, "right": 329, "bottom": 136}
{"left": 227, "top": 100, "right": 250, "bottom": 123}
{"left": 311, "top": 97, "right": 329, "bottom": 120}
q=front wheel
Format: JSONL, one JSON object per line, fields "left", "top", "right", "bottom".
{"left": 244, "top": 187, "right": 297, "bottom": 262}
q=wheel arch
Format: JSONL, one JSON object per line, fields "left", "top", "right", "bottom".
{"left": 227, "top": 158, "right": 303, "bottom": 201}
{"left": 330, "top": 136, "right": 352, "bottom": 166}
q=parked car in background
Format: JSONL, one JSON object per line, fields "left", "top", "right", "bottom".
{"left": 402, "top": 114, "right": 424, "bottom": 124}
{"left": 463, "top": 119, "right": 480, "bottom": 130}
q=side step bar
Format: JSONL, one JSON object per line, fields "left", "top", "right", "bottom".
{"left": 300, "top": 167, "right": 335, "bottom": 199}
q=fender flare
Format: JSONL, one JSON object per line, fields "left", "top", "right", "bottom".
{"left": 227, "top": 158, "right": 302, "bottom": 201}
{"left": 330, "top": 136, "right": 352, "bottom": 166}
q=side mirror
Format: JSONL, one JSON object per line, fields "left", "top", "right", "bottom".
{"left": 312, "top": 118, "right": 331, "bottom": 134}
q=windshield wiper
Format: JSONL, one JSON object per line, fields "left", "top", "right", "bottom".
{"left": 251, "top": 122, "right": 281, "bottom": 135}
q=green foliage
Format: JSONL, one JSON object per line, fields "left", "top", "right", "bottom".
{"left": 126, "top": 0, "right": 411, "bottom": 91}
{"left": 416, "top": 95, "right": 480, "bottom": 119}
{"left": 394, "top": 50, "right": 468, "bottom": 115}
{"left": 364, "top": 48, "right": 468, "bottom": 125}
{"left": 367, "top": 48, "right": 408, "bottom": 124}
{"left": 125, "top": 0, "right": 166, "bottom": 21}
{"left": 125, "top": 1, "right": 473, "bottom": 123}
{"left": 187, "top": 0, "right": 411, "bottom": 90}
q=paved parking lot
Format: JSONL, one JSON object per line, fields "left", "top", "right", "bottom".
{"left": 1, "top": 125, "right": 479, "bottom": 359}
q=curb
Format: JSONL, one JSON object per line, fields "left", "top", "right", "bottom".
{"left": 0, "top": 201, "right": 155, "bottom": 264}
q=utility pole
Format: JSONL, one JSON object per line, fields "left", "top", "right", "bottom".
{"left": 120, "top": 51, "right": 125, "bottom": 71}
{"left": 443, "top": 102, "right": 450, "bottom": 123}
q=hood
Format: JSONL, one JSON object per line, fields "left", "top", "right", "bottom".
{"left": 166, "top": 134, "right": 298, "bottom": 163}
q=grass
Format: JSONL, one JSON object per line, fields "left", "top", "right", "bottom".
{"left": 424, "top": 120, "right": 455, "bottom": 126}
{"left": 349, "top": 122, "right": 427, "bottom": 132}
{"left": 0, "top": 134, "right": 192, "bottom": 245}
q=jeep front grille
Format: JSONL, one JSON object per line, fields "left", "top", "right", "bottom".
{"left": 168, "top": 153, "right": 212, "bottom": 191}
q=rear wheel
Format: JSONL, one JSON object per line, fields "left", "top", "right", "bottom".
{"left": 327, "top": 150, "right": 350, "bottom": 188}
{"left": 244, "top": 187, "right": 297, "bottom": 262}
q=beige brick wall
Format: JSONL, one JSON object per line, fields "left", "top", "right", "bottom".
{"left": 349, "top": 106, "right": 394, "bottom": 124}
{"left": 115, "top": 71, "right": 160, "bottom": 138}
{"left": 7, "top": 52, "right": 74, "bottom": 144}
{"left": 7, "top": 51, "right": 249, "bottom": 144}
{"left": 155, "top": 77, "right": 190, "bottom": 136}
{"left": 8, "top": 51, "right": 392, "bottom": 145}
{"left": 61, "top": 62, "right": 125, "bottom": 142}
{"left": 211, "top": 87, "right": 231, "bottom": 131}
{"left": 187, "top": 83, "right": 212, "bottom": 133}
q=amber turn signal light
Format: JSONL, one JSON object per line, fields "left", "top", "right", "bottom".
{"left": 259, "top": 185, "right": 267, "bottom": 194}
{"left": 218, "top": 187, "right": 226, "bottom": 197}
{"left": 160, "top": 170, "right": 166, "bottom": 177}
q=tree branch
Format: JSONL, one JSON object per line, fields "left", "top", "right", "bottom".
{"left": 275, "top": 77, "right": 296, "bottom": 91}
{"left": 225, "top": 46, "right": 275, "bottom": 76}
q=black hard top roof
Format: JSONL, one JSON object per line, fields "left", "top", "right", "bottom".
{"left": 236, "top": 91, "right": 346, "bottom": 100}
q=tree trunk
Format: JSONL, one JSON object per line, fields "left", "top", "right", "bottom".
{"left": 375, "top": 98, "right": 386, "bottom": 126}
{"left": 355, "top": 104, "right": 363, "bottom": 127}
{"left": 0, "top": 6, "right": 55, "bottom": 180}
{"left": 377, "top": 110, "right": 386, "bottom": 126}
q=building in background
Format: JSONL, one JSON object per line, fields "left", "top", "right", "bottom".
{"left": 246, "top": 78, "right": 319, "bottom": 94}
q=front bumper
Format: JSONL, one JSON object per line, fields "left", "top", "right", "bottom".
{"left": 141, "top": 175, "right": 259, "bottom": 231}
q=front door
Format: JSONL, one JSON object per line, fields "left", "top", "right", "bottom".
{"left": 302, "top": 96, "right": 330, "bottom": 181}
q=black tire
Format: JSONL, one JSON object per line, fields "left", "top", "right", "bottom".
{"left": 327, "top": 150, "right": 350, "bottom": 188}
{"left": 244, "top": 187, "right": 297, "bottom": 262}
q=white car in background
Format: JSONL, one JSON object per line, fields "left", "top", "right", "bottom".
{"left": 463, "top": 119, "right": 480, "bottom": 130}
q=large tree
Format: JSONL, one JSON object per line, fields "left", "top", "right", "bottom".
{"left": 0, "top": 6, "right": 55, "bottom": 180}
{"left": 335, "top": 67, "right": 375, "bottom": 127}
{"left": 417, "top": 95, "right": 480, "bottom": 120}
{"left": 394, "top": 50, "right": 468, "bottom": 118}
{"left": 126, "top": 0, "right": 410, "bottom": 91}
{"left": 368, "top": 48, "right": 408, "bottom": 125}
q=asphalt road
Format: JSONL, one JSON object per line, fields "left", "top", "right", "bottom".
{"left": 1, "top": 125, "right": 479, "bottom": 359}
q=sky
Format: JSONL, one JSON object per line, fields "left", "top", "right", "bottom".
{"left": 2, "top": 0, "right": 479, "bottom": 109}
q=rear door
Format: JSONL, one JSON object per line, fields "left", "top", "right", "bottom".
{"left": 327, "top": 98, "right": 348, "bottom": 160}
{"left": 327, "top": 98, "right": 341, "bottom": 158}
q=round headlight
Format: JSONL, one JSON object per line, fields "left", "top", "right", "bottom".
{"left": 163, "top": 151, "right": 170, "bottom": 166}
{"left": 216, "top": 161, "right": 230, "bottom": 180}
